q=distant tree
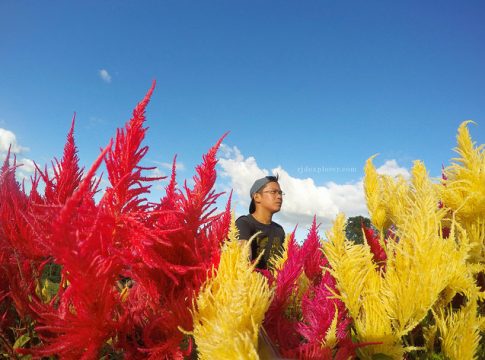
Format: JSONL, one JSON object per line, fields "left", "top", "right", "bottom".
{"left": 345, "top": 215, "right": 372, "bottom": 245}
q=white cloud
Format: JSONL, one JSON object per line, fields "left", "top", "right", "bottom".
{"left": 376, "top": 159, "right": 411, "bottom": 179}
{"left": 218, "top": 145, "right": 413, "bottom": 240}
{"left": 218, "top": 144, "right": 368, "bottom": 236}
{"left": 273, "top": 167, "right": 367, "bottom": 230}
{"left": 19, "top": 158, "right": 36, "bottom": 174}
{"left": 16, "top": 158, "right": 36, "bottom": 181}
{"left": 151, "top": 160, "right": 186, "bottom": 172}
{"left": 0, "top": 155, "right": 37, "bottom": 184}
{"left": 150, "top": 167, "right": 166, "bottom": 178}
{"left": 0, "top": 128, "right": 29, "bottom": 153}
{"left": 0, "top": 128, "right": 36, "bottom": 182}
{"left": 99, "top": 69, "right": 112, "bottom": 83}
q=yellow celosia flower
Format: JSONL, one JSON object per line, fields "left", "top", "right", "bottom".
{"left": 466, "top": 218, "right": 485, "bottom": 263}
{"left": 434, "top": 296, "right": 482, "bottom": 360}
{"left": 364, "top": 155, "right": 391, "bottom": 233}
{"left": 384, "top": 161, "right": 470, "bottom": 336}
{"left": 323, "top": 306, "right": 340, "bottom": 350}
{"left": 422, "top": 323, "right": 438, "bottom": 353}
{"left": 326, "top": 158, "right": 478, "bottom": 359}
{"left": 440, "top": 121, "right": 485, "bottom": 264}
{"left": 441, "top": 121, "right": 485, "bottom": 224}
{"left": 190, "top": 215, "right": 273, "bottom": 360}
{"left": 363, "top": 156, "right": 410, "bottom": 263}
{"left": 324, "top": 214, "right": 403, "bottom": 359}
{"left": 268, "top": 233, "right": 290, "bottom": 277}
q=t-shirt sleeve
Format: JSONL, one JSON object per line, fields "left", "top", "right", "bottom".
{"left": 235, "top": 216, "right": 253, "bottom": 241}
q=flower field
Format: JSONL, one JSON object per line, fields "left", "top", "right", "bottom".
{"left": 1, "top": 84, "right": 484, "bottom": 359}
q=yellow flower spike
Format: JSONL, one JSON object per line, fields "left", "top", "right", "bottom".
{"left": 441, "top": 121, "right": 485, "bottom": 225}
{"left": 364, "top": 155, "right": 410, "bottom": 256}
{"left": 324, "top": 214, "right": 371, "bottom": 318}
{"left": 381, "top": 174, "right": 409, "bottom": 229}
{"left": 191, "top": 218, "right": 272, "bottom": 360}
{"left": 422, "top": 323, "right": 438, "bottom": 353}
{"left": 324, "top": 214, "right": 403, "bottom": 359}
{"left": 228, "top": 211, "right": 240, "bottom": 243}
{"left": 330, "top": 123, "right": 484, "bottom": 359}
{"left": 384, "top": 161, "right": 470, "bottom": 337}
{"left": 434, "top": 296, "right": 482, "bottom": 360}
{"left": 465, "top": 218, "right": 485, "bottom": 263}
{"left": 323, "top": 305, "right": 339, "bottom": 350}
{"left": 364, "top": 155, "right": 391, "bottom": 233}
{"left": 479, "top": 315, "right": 485, "bottom": 332}
{"left": 329, "top": 153, "right": 482, "bottom": 359}
{"left": 269, "top": 233, "right": 291, "bottom": 277}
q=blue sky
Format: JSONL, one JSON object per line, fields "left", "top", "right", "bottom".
{"left": 1, "top": 1, "right": 484, "bottom": 239}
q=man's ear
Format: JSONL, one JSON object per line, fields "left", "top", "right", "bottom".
{"left": 254, "top": 192, "right": 262, "bottom": 204}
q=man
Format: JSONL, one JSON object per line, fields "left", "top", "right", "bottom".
{"left": 235, "top": 175, "right": 285, "bottom": 270}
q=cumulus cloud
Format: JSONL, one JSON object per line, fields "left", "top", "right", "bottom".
{"left": 99, "top": 69, "right": 112, "bottom": 83}
{"left": 218, "top": 144, "right": 412, "bottom": 239}
{"left": 271, "top": 168, "right": 367, "bottom": 230}
{"left": 0, "top": 128, "right": 29, "bottom": 153}
{"left": 150, "top": 167, "right": 166, "bottom": 179}
{"left": 0, "top": 156, "right": 37, "bottom": 182}
{"left": 149, "top": 160, "right": 186, "bottom": 179}
{"left": 16, "top": 158, "right": 36, "bottom": 180}
{"left": 151, "top": 160, "right": 186, "bottom": 172}
{"left": 0, "top": 128, "right": 36, "bottom": 181}
{"left": 376, "top": 159, "right": 411, "bottom": 179}
{"left": 218, "top": 144, "right": 369, "bottom": 235}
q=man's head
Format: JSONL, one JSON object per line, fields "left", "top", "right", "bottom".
{"left": 249, "top": 175, "right": 283, "bottom": 214}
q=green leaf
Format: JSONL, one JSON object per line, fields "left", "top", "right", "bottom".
{"left": 43, "top": 278, "right": 60, "bottom": 301}
{"left": 422, "top": 353, "right": 447, "bottom": 360}
{"left": 13, "top": 334, "right": 31, "bottom": 349}
{"left": 372, "top": 354, "right": 394, "bottom": 360}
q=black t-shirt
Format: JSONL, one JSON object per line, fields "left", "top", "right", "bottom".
{"left": 235, "top": 214, "right": 285, "bottom": 270}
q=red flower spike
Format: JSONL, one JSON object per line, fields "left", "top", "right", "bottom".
{"left": 2, "top": 83, "right": 233, "bottom": 358}
{"left": 301, "top": 216, "right": 328, "bottom": 284}
{"left": 103, "top": 80, "right": 158, "bottom": 218}
{"left": 264, "top": 216, "right": 358, "bottom": 359}
{"left": 264, "top": 233, "right": 306, "bottom": 353}
{"left": 40, "top": 115, "right": 84, "bottom": 205}
{"left": 362, "top": 221, "right": 387, "bottom": 270}
{"left": 118, "top": 132, "right": 229, "bottom": 357}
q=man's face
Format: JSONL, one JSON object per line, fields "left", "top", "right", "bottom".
{"left": 256, "top": 181, "right": 283, "bottom": 214}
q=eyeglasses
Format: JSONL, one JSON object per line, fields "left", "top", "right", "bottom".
{"left": 262, "top": 190, "right": 285, "bottom": 196}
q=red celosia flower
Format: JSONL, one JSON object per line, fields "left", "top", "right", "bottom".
{"left": 0, "top": 149, "right": 44, "bottom": 323}
{"left": 1, "top": 82, "right": 235, "bottom": 359}
{"left": 264, "top": 218, "right": 355, "bottom": 359}
{"left": 37, "top": 115, "right": 84, "bottom": 205}
{"left": 362, "top": 222, "right": 387, "bottom": 270}
{"left": 301, "top": 216, "right": 328, "bottom": 284}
